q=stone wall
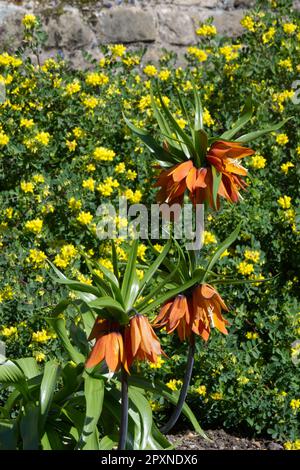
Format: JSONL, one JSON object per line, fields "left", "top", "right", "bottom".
{"left": 0, "top": 1, "right": 299, "bottom": 67}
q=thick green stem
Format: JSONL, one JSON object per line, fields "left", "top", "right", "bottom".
{"left": 118, "top": 367, "right": 128, "bottom": 450}
{"left": 160, "top": 334, "right": 195, "bottom": 434}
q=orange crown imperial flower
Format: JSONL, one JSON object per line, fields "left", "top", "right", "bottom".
{"left": 86, "top": 315, "right": 164, "bottom": 372}
{"left": 154, "top": 283, "right": 229, "bottom": 342}
{"left": 155, "top": 140, "right": 254, "bottom": 209}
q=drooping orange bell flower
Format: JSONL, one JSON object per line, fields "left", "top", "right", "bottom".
{"left": 124, "top": 314, "right": 165, "bottom": 368}
{"left": 86, "top": 315, "right": 164, "bottom": 372}
{"left": 206, "top": 140, "right": 255, "bottom": 206}
{"left": 191, "top": 283, "right": 229, "bottom": 341}
{"left": 154, "top": 140, "right": 254, "bottom": 209}
{"left": 154, "top": 283, "right": 229, "bottom": 342}
{"left": 85, "top": 319, "right": 128, "bottom": 372}
{"left": 153, "top": 294, "right": 193, "bottom": 341}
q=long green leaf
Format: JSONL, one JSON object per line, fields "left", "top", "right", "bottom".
{"left": 203, "top": 222, "right": 241, "bottom": 282}
{"left": 20, "top": 403, "right": 40, "bottom": 450}
{"left": 39, "top": 360, "right": 60, "bottom": 431}
{"left": 46, "top": 317, "right": 85, "bottom": 364}
{"left": 236, "top": 118, "right": 291, "bottom": 143}
{"left": 77, "top": 375, "right": 104, "bottom": 450}
{"left": 221, "top": 97, "right": 253, "bottom": 140}
{"left": 121, "top": 239, "right": 140, "bottom": 312}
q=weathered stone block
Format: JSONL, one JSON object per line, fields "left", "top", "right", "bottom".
{"left": 0, "top": 3, "right": 26, "bottom": 51}
{"left": 45, "top": 9, "right": 96, "bottom": 50}
{"left": 173, "top": 0, "right": 218, "bottom": 6}
{"left": 96, "top": 7, "right": 157, "bottom": 43}
{"left": 157, "top": 7, "right": 196, "bottom": 45}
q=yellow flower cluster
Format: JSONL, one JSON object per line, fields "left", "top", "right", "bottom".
{"left": 283, "top": 23, "right": 297, "bottom": 34}
{"left": 284, "top": 440, "right": 300, "bottom": 450}
{"left": 272, "top": 89, "right": 294, "bottom": 112}
{"left": 97, "top": 176, "right": 119, "bottom": 197}
{"left": 276, "top": 133, "right": 289, "bottom": 145}
{"left": 203, "top": 108, "right": 215, "bottom": 127}
{"left": 149, "top": 356, "right": 165, "bottom": 369}
{"left": 158, "top": 69, "right": 171, "bottom": 81}
{"left": 109, "top": 44, "right": 127, "bottom": 57}
{"left": 204, "top": 231, "right": 217, "bottom": 244}
{"left": 237, "top": 261, "right": 254, "bottom": 276}
{"left": 249, "top": 154, "right": 266, "bottom": 169}
{"left": 143, "top": 65, "right": 157, "bottom": 77}
{"left": 241, "top": 16, "right": 255, "bottom": 32}
{"left": 244, "top": 249, "right": 260, "bottom": 263}
{"left": 22, "top": 14, "right": 37, "bottom": 29}
{"left": 278, "top": 58, "right": 293, "bottom": 72}
{"left": 68, "top": 197, "right": 82, "bottom": 211}
{"left": 194, "top": 385, "right": 207, "bottom": 396}
{"left": 0, "top": 53, "right": 22, "bottom": 68}
{"left": 77, "top": 211, "right": 93, "bottom": 225}
{"left": 278, "top": 195, "right": 291, "bottom": 209}
{"left": 124, "top": 188, "right": 142, "bottom": 203}
{"left": 82, "top": 178, "right": 95, "bottom": 192}
{"left": 54, "top": 244, "right": 77, "bottom": 268}
{"left": 65, "top": 80, "right": 81, "bottom": 95}
{"left": 93, "top": 146, "right": 116, "bottom": 161}
{"left": 21, "top": 181, "right": 34, "bottom": 193}
{"left": 166, "top": 379, "right": 183, "bottom": 391}
{"left": 25, "top": 218, "right": 43, "bottom": 234}
{"left": 219, "top": 45, "right": 241, "bottom": 62}
{"left": 246, "top": 332, "right": 259, "bottom": 340}
{"left": 1, "top": 326, "right": 18, "bottom": 337}
{"left": 281, "top": 162, "right": 294, "bottom": 174}
{"left": 35, "top": 131, "right": 51, "bottom": 146}
{"left": 26, "top": 248, "right": 47, "bottom": 268}
{"left": 32, "top": 329, "right": 54, "bottom": 343}
{"left": 196, "top": 24, "right": 217, "bottom": 36}
{"left": 187, "top": 47, "right": 208, "bottom": 62}
{"left": 290, "top": 398, "right": 300, "bottom": 411}
{"left": 262, "top": 27, "right": 276, "bottom": 44}
{"left": 85, "top": 72, "right": 109, "bottom": 86}
{"left": 0, "top": 131, "right": 9, "bottom": 146}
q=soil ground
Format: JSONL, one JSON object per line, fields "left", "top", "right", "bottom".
{"left": 168, "top": 429, "right": 284, "bottom": 450}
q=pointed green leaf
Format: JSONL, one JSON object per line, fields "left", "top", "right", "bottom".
{"left": 236, "top": 118, "right": 291, "bottom": 143}
{"left": 221, "top": 97, "right": 253, "bottom": 141}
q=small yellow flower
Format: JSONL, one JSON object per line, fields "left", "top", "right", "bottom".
{"left": 283, "top": 23, "right": 297, "bottom": 34}
{"left": 290, "top": 398, "right": 300, "bottom": 411}
{"left": 35, "top": 131, "right": 50, "bottom": 146}
{"left": 77, "top": 211, "right": 93, "bottom": 225}
{"left": 65, "top": 80, "right": 81, "bottom": 95}
{"left": 278, "top": 195, "right": 292, "bottom": 209}
{"left": 22, "top": 14, "right": 37, "bottom": 29}
{"left": 82, "top": 178, "right": 95, "bottom": 192}
{"left": 25, "top": 218, "right": 43, "bottom": 234}
{"left": 1, "top": 326, "right": 18, "bottom": 337}
{"left": 33, "top": 351, "right": 46, "bottom": 363}
{"left": 149, "top": 356, "right": 165, "bottom": 369}
{"left": 0, "top": 131, "right": 9, "bottom": 146}
{"left": 195, "top": 385, "right": 207, "bottom": 396}
{"left": 166, "top": 379, "right": 183, "bottom": 391}
{"left": 187, "top": 47, "right": 208, "bottom": 62}
{"left": 196, "top": 24, "right": 217, "bottom": 36}
{"left": 281, "top": 162, "right": 294, "bottom": 174}
{"left": 66, "top": 140, "right": 77, "bottom": 151}
{"left": 244, "top": 249, "right": 260, "bottom": 263}
{"left": 115, "top": 162, "right": 126, "bottom": 173}
{"left": 158, "top": 70, "right": 171, "bottom": 81}
{"left": 276, "top": 133, "right": 289, "bottom": 146}
{"left": 278, "top": 58, "right": 293, "bottom": 72}
{"left": 32, "top": 329, "right": 52, "bottom": 343}
{"left": 143, "top": 65, "right": 157, "bottom": 77}
{"left": 237, "top": 261, "right": 254, "bottom": 276}
{"left": 20, "top": 118, "right": 34, "bottom": 128}
{"left": 109, "top": 44, "right": 127, "bottom": 57}
{"left": 204, "top": 231, "right": 217, "bottom": 244}
{"left": 241, "top": 16, "right": 255, "bottom": 32}
{"left": 26, "top": 248, "right": 47, "bottom": 268}
{"left": 21, "top": 181, "right": 34, "bottom": 193}
{"left": 249, "top": 154, "right": 266, "bottom": 169}
{"left": 93, "top": 147, "right": 116, "bottom": 161}
{"left": 68, "top": 197, "right": 82, "bottom": 211}
{"left": 210, "top": 392, "right": 223, "bottom": 400}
